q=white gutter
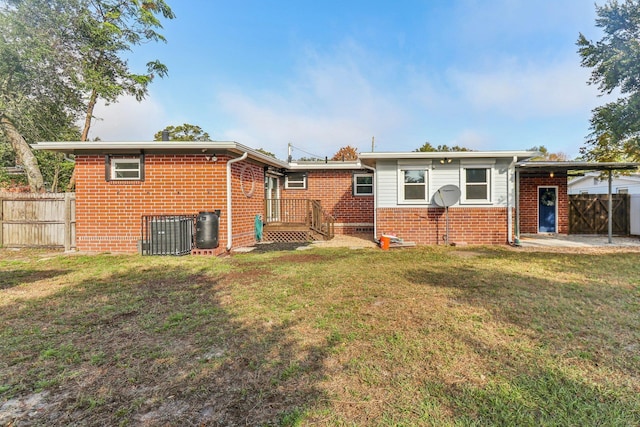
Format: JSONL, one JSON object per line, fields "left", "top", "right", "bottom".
{"left": 507, "top": 156, "right": 517, "bottom": 244}
{"left": 226, "top": 152, "right": 248, "bottom": 251}
{"left": 361, "top": 163, "right": 378, "bottom": 238}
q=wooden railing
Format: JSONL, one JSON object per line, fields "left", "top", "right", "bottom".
{"left": 264, "top": 199, "right": 335, "bottom": 239}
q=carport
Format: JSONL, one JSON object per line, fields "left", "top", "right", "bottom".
{"left": 515, "top": 161, "right": 640, "bottom": 244}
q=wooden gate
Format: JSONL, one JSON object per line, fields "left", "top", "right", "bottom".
{"left": 0, "top": 193, "right": 76, "bottom": 250}
{"left": 569, "top": 194, "right": 629, "bottom": 235}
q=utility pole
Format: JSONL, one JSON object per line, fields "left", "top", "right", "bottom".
{"left": 371, "top": 136, "right": 375, "bottom": 152}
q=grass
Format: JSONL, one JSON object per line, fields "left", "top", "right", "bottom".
{"left": 0, "top": 245, "right": 639, "bottom": 425}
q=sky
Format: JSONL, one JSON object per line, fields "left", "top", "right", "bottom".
{"left": 89, "top": 0, "right": 607, "bottom": 160}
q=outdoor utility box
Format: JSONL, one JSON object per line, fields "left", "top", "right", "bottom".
{"left": 196, "top": 210, "right": 220, "bottom": 249}
{"left": 145, "top": 215, "right": 194, "bottom": 256}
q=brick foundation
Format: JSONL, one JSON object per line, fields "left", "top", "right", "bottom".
{"left": 377, "top": 207, "right": 512, "bottom": 245}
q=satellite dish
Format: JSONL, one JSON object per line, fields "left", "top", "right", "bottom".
{"left": 433, "top": 185, "right": 461, "bottom": 246}
{"left": 433, "top": 185, "right": 461, "bottom": 207}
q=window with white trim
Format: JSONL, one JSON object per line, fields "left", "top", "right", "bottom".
{"left": 460, "top": 164, "right": 492, "bottom": 204}
{"left": 398, "top": 166, "right": 429, "bottom": 203}
{"left": 106, "top": 155, "right": 144, "bottom": 181}
{"left": 285, "top": 172, "right": 307, "bottom": 189}
{"left": 618, "top": 187, "right": 629, "bottom": 194}
{"left": 353, "top": 173, "right": 373, "bottom": 196}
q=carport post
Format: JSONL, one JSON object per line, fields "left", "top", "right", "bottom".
{"left": 608, "top": 170, "right": 613, "bottom": 244}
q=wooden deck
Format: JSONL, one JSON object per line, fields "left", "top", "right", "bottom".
{"left": 263, "top": 199, "right": 335, "bottom": 242}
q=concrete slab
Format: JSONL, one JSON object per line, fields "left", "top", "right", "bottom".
{"left": 518, "top": 234, "right": 640, "bottom": 248}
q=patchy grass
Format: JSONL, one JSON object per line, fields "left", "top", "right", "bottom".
{"left": 0, "top": 246, "right": 639, "bottom": 425}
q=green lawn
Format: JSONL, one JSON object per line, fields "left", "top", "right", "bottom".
{"left": 1, "top": 246, "right": 639, "bottom": 426}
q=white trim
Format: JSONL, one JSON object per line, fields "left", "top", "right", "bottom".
{"left": 353, "top": 173, "right": 374, "bottom": 196}
{"left": 460, "top": 163, "right": 493, "bottom": 204}
{"left": 285, "top": 172, "right": 307, "bottom": 189}
{"left": 111, "top": 157, "right": 141, "bottom": 181}
{"left": 397, "top": 162, "right": 431, "bottom": 204}
{"left": 537, "top": 186, "right": 558, "bottom": 233}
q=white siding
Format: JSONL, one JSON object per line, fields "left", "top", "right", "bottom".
{"left": 632, "top": 195, "right": 640, "bottom": 235}
{"left": 377, "top": 160, "right": 399, "bottom": 207}
{"left": 376, "top": 157, "right": 513, "bottom": 208}
{"left": 568, "top": 173, "right": 640, "bottom": 195}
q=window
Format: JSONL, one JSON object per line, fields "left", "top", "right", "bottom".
{"left": 285, "top": 172, "right": 307, "bottom": 189}
{"left": 353, "top": 173, "right": 373, "bottom": 196}
{"left": 618, "top": 188, "right": 629, "bottom": 194}
{"left": 106, "top": 155, "right": 144, "bottom": 181}
{"left": 460, "top": 164, "right": 492, "bottom": 203}
{"left": 580, "top": 190, "right": 589, "bottom": 195}
{"left": 398, "top": 167, "right": 429, "bottom": 203}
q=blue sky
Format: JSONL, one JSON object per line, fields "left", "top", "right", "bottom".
{"left": 90, "top": 0, "right": 606, "bottom": 160}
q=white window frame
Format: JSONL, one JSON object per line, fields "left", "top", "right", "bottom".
{"left": 617, "top": 187, "right": 629, "bottom": 194}
{"left": 398, "top": 161, "right": 431, "bottom": 204}
{"left": 353, "top": 173, "right": 374, "bottom": 196}
{"left": 285, "top": 172, "right": 307, "bottom": 189}
{"left": 110, "top": 157, "right": 142, "bottom": 181}
{"left": 460, "top": 161, "right": 494, "bottom": 204}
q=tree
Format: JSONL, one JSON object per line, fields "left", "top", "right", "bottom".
{"left": 1, "top": 0, "right": 174, "bottom": 192}
{"left": 154, "top": 124, "right": 211, "bottom": 141}
{"left": 527, "top": 145, "right": 569, "bottom": 161}
{"left": 332, "top": 145, "right": 358, "bottom": 161}
{"left": 414, "top": 141, "right": 472, "bottom": 152}
{"left": 77, "top": 0, "right": 175, "bottom": 141}
{"left": 577, "top": 0, "right": 640, "bottom": 162}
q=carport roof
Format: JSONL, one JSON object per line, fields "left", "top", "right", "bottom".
{"left": 516, "top": 161, "right": 640, "bottom": 174}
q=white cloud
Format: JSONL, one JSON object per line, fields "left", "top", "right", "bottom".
{"left": 86, "top": 95, "right": 170, "bottom": 141}
{"left": 214, "top": 43, "right": 411, "bottom": 158}
{"left": 449, "top": 59, "right": 600, "bottom": 118}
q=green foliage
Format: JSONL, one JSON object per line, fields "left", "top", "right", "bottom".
{"left": 0, "top": 0, "right": 174, "bottom": 191}
{"left": 527, "top": 145, "right": 569, "bottom": 161}
{"left": 578, "top": 0, "right": 640, "bottom": 162}
{"left": 256, "top": 148, "right": 276, "bottom": 158}
{"left": 415, "top": 141, "right": 472, "bottom": 152}
{"left": 153, "top": 124, "right": 211, "bottom": 141}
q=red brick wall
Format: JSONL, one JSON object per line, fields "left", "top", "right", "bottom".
{"left": 519, "top": 175, "right": 568, "bottom": 234}
{"left": 75, "top": 154, "right": 263, "bottom": 253}
{"left": 229, "top": 161, "right": 265, "bottom": 249}
{"left": 281, "top": 169, "right": 374, "bottom": 234}
{"left": 377, "top": 207, "right": 512, "bottom": 245}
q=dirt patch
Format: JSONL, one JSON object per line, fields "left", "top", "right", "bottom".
{"left": 249, "top": 242, "right": 311, "bottom": 253}
{"left": 275, "top": 254, "right": 326, "bottom": 263}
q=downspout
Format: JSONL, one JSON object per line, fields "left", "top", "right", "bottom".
{"left": 507, "top": 156, "right": 517, "bottom": 245}
{"left": 608, "top": 169, "right": 613, "bottom": 244}
{"left": 226, "top": 152, "right": 248, "bottom": 251}
{"left": 515, "top": 165, "right": 521, "bottom": 245}
{"left": 361, "top": 162, "right": 377, "bottom": 239}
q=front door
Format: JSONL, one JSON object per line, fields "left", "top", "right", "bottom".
{"left": 538, "top": 186, "right": 557, "bottom": 233}
{"left": 264, "top": 175, "right": 280, "bottom": 221}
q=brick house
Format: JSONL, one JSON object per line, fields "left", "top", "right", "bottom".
{"left": 35, "top": 141, "right": 600, "bottom": 252}
{"left": 32, "top": 141, "right": 374, "bottom": 254}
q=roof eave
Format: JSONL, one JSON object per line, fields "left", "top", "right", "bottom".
{"left": 31, "top": 141, "right": 289, "bottom": 168}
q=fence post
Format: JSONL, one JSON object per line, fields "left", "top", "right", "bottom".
{"left": 64, "top": 192, "right": 71, "bottom": 251}
{"left": 0, "top": 194, "right": 4, "bottom": 247}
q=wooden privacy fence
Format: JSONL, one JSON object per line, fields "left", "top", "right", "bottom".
{"left": 569, "top": 194, "right": 629, "bottom": 235}
{"left": 0, "top": 192, "right": 76, "bottom": 250}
